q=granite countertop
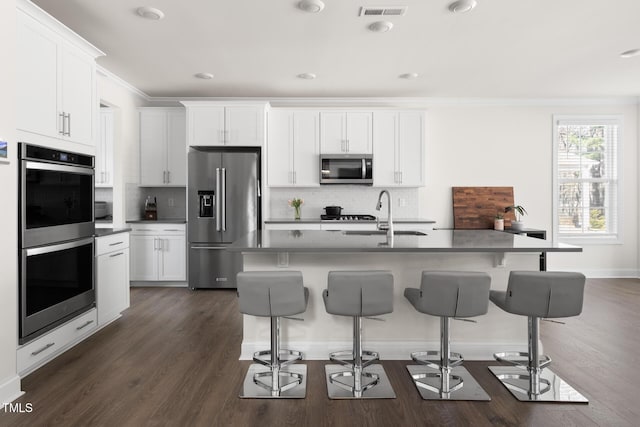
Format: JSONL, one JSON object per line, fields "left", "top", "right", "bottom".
{"left": 95, "top": 227, "right": 132, "bottom": 237}
{"left": 229, "top": 229, "right": 581, "bottom": 253}
{"left": 264, "top": 218, "right": 436, "bottom": 224}
{"left": 126, "top": 219, "right": 187, "bottom": 224}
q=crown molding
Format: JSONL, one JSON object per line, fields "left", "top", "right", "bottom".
{"left": 96, "top": 66, "right": 150, "bottom": 101}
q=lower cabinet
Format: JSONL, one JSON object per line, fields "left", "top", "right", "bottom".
{"left": 17, "top": 308, "right": 97, "bottom": 376}
{"left": 96, "top": 232, "right": 130, "bottom": 326}
{"left": 129, "top": 224, "right": 186, "bottom": 281}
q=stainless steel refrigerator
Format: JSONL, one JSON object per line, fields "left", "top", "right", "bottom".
{"left": 188, "top": 147, "right": 261, "bottom": 289}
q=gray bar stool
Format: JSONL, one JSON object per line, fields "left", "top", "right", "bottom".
{"left": 323, "top": 270, "right": 395, "bottom": 399}
{"left": 404, "top": 271, "right": 491, "bottom": 401}
{"left": 489, "top": 271, "right": 588, "bottom": 403}
{"left": 237, "top": 271, "right": 309, "bottom": 399}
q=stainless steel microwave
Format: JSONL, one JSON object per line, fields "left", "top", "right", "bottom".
{"left": 320, "top": 154, "right": 373, "bottom": 185}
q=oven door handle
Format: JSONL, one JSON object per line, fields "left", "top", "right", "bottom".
{"left": 25, "top": 237, "right": 94, "bottom": 256}
{"left": 25, "top": 161, "right": 94, "bottom": 176}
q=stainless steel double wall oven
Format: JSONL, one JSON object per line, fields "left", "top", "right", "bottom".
{"left": 18, "top": 143, "right": 95, "bottom": 344}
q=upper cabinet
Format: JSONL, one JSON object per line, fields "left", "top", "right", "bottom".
{"left": 139, "top": 108, "right": 187, "bottom": 187}
{"left": 268, "top": 109, "right": 320, "bottom": 187}
{"left": 16, "top": 0, "right": 103, "bottom": 152}
{"left": 96, "top": 109, "right": 114, "bottom": 187}
{"left": 182, "top": 102, "right": 267, "bottom": 147}
{"left": 373, "top": 111, "right": 425, "bottom": 187}
{"left": 320, "top": 111, "right": 372, "bottom": 154}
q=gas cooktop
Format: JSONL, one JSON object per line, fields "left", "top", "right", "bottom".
{"left": 320, "top": 214, "right": 377, "bottom": 221}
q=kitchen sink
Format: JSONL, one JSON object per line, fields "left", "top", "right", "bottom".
{"left": 342, "top": 230, "right": 427, "bottom": 236}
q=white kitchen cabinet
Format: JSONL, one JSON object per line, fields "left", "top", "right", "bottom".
{"left": 320, "top": 223, "right": 377, "bottom": 231}
{"left": 182, "top": 102, "right": 266, "bottom": 147}
{"left": 96, "top": 109, "right": 114, "bottom": 187}
{"left": 264, "top": 223, "right": 322, "bottom": 231}
{"left": 96, "top": 233, "right": 130, "bottom": 326}
{"left": 373, "top": 111, "right": 425, "bottom": 187}
{"left": 268, "top": 109, "right": 320, "bottom": 186}
{"left": 16, "top": 1, "right": 102, "bottom": 151}
{"left": 130, "top": 224, "right": 186, "bottom": 281}
{"left": 320, "top": 111, "right": 372, "bottom": 154}
{"left": 139, "top": 108, "right": 187, "bottom": 186}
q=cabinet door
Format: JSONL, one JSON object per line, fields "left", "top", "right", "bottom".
{"left": 130, "top": 235, "right": 158, "bottom": 280}
{"left": 320, "top": 112, "right": 346, "bottom": 153}
{"left": 96, "top": 110, "right": 114, "bottom": 186}
{"left": 345, "top": 112, "right": 372, "bottom": 153}
{"left": 97, "top": 247, "right": 130, "bottom": 325}
{"left": 373, "top": 112, "right": 399, "bottom": 186}
{"left": 187, "top": 106, "right": 225, "bottom": 146}
{"left": 61, "top": 44, "right": 95, "bottom": 145}
{"left": 225, "top": 106, "right": 263, "bottom": 146}
{"left": 16, "top": 11, "right": 59, "bottom": 138}
{"left": 292, "top": 111, "right": 320, "bottom": 186}
{"left": 158, "top": 235, "right": 186, "bottom": 281}
{"left": 166, "top": 110, "right": 187, "bottom": 185}
{"left": 140, "top": 111, "right": 168, "bottom": 186}
{"left": 267, "top": 110, "right": 294, "bottom": 186}
{"left": 397, "top": 112, "right": 424, "bottom": 186}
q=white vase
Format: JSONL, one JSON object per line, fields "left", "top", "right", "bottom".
{"left": 494, "top": 219, "right": 504, "bottom": 231}
{"left": 511, "top": 220, "right": 524, "bottom": 231}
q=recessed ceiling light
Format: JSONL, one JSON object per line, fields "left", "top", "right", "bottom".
{"left": 297, "top": 0, "right": 325, "bottom": 13}
{"left": 297, "top": 73, "right": 317, "bottom": 80}
{"left": 399, "top": 73, "right": 419, "bottom": 79}
{"left": 368, "top": 21, "right": 394, "bottom": 33}
{"left": 136, "top": 6, "right": 165, "bottom": 20}
{"left": 620, "top": 48, "right": 640, "bottom": 58}
{"left": 448, "top": 0, "right": 477, "bottom": 14}
{"left": 194, "top": 73, "right": 214, "bottom": 80}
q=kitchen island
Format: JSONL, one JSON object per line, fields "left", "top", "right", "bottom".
{"left": 229, "top": 229, "right": 581, "bottom": 360}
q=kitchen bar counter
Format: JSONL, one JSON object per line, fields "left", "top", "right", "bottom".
{"left": 264, "top": 218, "right": 436, "bottom": 225}
{"left": 232, "top": 230, "right": 581, "bottom": 361}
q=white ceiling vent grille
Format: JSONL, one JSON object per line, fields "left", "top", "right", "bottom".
{"left": 359, "top": 6, "right": 408, "bottom": 17}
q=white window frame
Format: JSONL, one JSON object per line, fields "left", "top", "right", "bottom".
{"left": 552, "top": 115, "right": 623, "bottom": 245}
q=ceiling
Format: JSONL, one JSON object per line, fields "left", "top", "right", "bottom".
{"left": 32, "top": 0, "right": 640, "bottom": 99}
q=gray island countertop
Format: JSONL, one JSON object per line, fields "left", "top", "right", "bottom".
{"left": 229, "top": 229, "right": 581, "bottom": 253}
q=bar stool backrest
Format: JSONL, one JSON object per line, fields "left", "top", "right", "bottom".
{"left": 505, "top": 271, "right": 586, "bottom": 318}
{"left": 237, "top": 271, "right": 307, "bottom": 317}
{"left": 325, "top": 271, "right": 393, "bottom": 316}
{"left": 418, "top": 271, "right": 491, "bottom": 317}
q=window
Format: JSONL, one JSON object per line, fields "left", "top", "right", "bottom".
{"left": 553, "top": 115, "right": 622, "bottom": 243}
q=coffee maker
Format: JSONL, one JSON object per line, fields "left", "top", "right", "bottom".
{"left": 144, "top": 196, "right": 157, "bottom": 220}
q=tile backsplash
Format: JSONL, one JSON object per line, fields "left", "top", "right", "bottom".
{"left": 126, "top": 184, "right": 186, "bottom": 220}
{"left": 268, "top": 187, "right": 420, "bottom": 219}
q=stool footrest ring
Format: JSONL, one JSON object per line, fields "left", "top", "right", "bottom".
{"left": 329, "top": 350, "right": 379, "bottom": 369}
{"left": 493, "top": 351, "right": 551, "bottom": 370}
{"left": 329, "top": 370, "right": 380, "bottom": 394}
{"left": 253, "top": 349, "right": 303, "bottom": 367}
{"left": 253, "top": 370, "right": 303, "bottom": 394}
{"left": 411, "top": 350, "right": 464, "bottom": 370}
{"left": 411, "top": 372, "right": 464, "bottom": 394}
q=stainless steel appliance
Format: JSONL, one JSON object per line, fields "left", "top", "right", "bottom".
{"left": 188, "top": 147, "right": 261, "bottom": 289}
{"left": 320, "top": 214, "right": 377, "bottom": 221}
{"left": 144, "top": 196, "right": 157, "bottom": 220}
{"left": 18, "top": 143, "right": 95, "bottom": 344}
{"left": 320, "top": 154, "right": 373, "bottom": 185}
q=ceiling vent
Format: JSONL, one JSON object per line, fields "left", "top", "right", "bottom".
{"left": 359, "top": 6, "right": 408, "bottom": 17}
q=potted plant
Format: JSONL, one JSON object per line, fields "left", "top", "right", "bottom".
{"left": 288, "top": 197, "right": 304, "bottom": 220}
{"left": 504, "top": 205, "right": 527, "bottom": 231}
{"left": 494, "top": 212, "right": 504, "bottom": 231}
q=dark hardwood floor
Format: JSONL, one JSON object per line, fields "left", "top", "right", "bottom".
{"left": 2, "top": 278, "right": 639, "bottom": 426}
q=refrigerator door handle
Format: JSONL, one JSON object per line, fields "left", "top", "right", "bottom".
{"left": 215, "top": 168, "right": 221, "bottom": 231}
{"left": 221, "top": 167, "right": 227, "bottom": 231}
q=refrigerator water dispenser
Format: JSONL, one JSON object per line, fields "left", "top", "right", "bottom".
{"left": 198, "top": 191, "right": 215, "bottom": 217}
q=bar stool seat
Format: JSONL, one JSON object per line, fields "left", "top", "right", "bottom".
{"left": 323, "top": 270, "right": 395, "bottom": 399}
{"left": 237, "top": 271, "right": 309, "bottom": 399}
{"left": 488, "top": 271, "right": 588, "bottom": 403}
{"left": 405, "top": 271, "right": 491, "bottom": 400}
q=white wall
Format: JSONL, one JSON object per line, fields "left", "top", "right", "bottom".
{"left": 0, "top": 0, "right": 22, "bottom": 404}
{"left": 419, "top": 101, "right": 639, "bottom": 277}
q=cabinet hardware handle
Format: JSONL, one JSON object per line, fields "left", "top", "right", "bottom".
{"left": 59, "top": 113, "right": 65, "bottom": 135}
{"left": 76, "top": 320, "right": 94, "bottom": 330}
{"left": 31, "top": 342, "right": 55, "bottom": 356}
{"left": 399, "top": 171, "right": 403, "bottom": 184}
{"left": 67, "top": 113, "right": 71, "bottom": 136}
{"left": 153, "top": 238, "right": 158, "bottom": 250}
{"left": 109, "top": 252, "right": 124, "bottom": 258}
{"left": 167, "top": 171, "right": 171, "bottom": 183}
{"left": 163, "top": 229, "right": 182, "bottom": 231}
{"left": 346, "top": 139, "right": 350, "bottom": 152}
{"left": 109, "top": 241, "right": 124, "bottom": 246}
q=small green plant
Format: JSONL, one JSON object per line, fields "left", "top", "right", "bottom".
{"left": 504, "top": 205, "right": 527, "bottom": 221}
{"left": 495, "top": 211, "right": 504, "bottom": 219}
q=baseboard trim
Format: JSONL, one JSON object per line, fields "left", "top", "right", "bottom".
{"left": 240, "top": 340, "right": 527, "bottom": 361}
{"left": 579, "top": 269, "right": 640, "bottom": 279}
{"left": 0, "top": 375, "right": 23, "bottom": 405}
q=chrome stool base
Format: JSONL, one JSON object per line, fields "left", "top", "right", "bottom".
{"left": 407, "top": 365, "right": 490, "bottom": 401}
{"left": 239, "top": 364, "right": 307, "bottom": 399}
{"left": 325, "top": 364, "right": 396, "bottom": 399}
{"left": 489, "top": 366, "right": 588, "bottom": 403}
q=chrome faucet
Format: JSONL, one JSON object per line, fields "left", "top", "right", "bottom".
{"left": 376, "top": 189, "right": 394, "bottom": 239}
